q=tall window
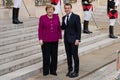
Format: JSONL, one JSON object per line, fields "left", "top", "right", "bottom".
{"left": 71, "top": 0, "right": 77, "bottom": 3}
{"left": 64, "top": 0, "right": 77, "bottom": 3}
{"left": 35, "top": 0, "right": 50, "bottom": 6}
{"left": 35, "top": 0, "right": 77, "bottom": 6}
{"left": 2, "top": 0, "right": 13, "bottom": 8}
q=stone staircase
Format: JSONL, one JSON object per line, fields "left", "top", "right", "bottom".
{"left": 0, "top": 3, "right": 12, "bottom": 19}
{"left": 91, "top": 6, "right": 120, "bottom": 22}
{"left": 90, "top": 6, "right": 108, "bottom": 22}
{"left": 0, "top": 17, "right": 120, "bottom": 80}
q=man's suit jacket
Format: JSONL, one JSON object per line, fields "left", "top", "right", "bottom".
{"left": 62, "top": 13, "right": 81, "bottom": 43}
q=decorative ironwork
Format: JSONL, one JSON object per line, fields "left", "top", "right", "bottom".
{"left": 35, "top": 0, "right": 77, "bottom": 6}
{"left": 35, "top": 0, "right": 50, "bottom": 6}
{"left": 70, "top": 0, "right": 77, "bottom": 3}
{"left": 64, "top": 0, "right": 77, "bottom": 3}
{"left": 2, "top": 0, "right": 13, "bottom": 8}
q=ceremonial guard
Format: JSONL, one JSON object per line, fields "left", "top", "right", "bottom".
{"left": 82, "top": 0, "right": 94, "bottom": 34}
{"left": 12, "top": 0, "right": 23, "bottom": 24}
{"left": 50, "top": 0, "right": 61, "bottom": 14}
{"left": 107, "top": 0, "right": 119, "bottom": 38}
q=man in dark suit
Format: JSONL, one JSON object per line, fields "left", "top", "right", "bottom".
{"left": 62, "top": 3, "right": 81, "bottom": 78}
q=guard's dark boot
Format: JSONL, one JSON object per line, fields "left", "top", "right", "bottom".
{"left": 83, "top": 20, "right": 92, "bottom": 34}
{"left": 109, "top": 26, "right": 118, "bottom": 38}
{"left": 12, "top": 8, "right": 19, "bottom": 24}
{"left": 16, "top": 8, "right": 23, "bottom": 24}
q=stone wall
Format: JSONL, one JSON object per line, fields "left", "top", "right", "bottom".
{"left": 0, "top": 0, "right": 102, "bottom": 21}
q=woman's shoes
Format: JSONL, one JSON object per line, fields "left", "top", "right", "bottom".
{"left": 66, "top": 71, "right": 72, "bottom": 76}
{"left": 43, "top": 72, "right": 57, "bottom": 76}
{"left": 50, "top": 72, "right": 57, "bottom": 76}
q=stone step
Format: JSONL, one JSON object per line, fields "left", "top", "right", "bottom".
{"left": 0, "top": 30, "right": 100, "bottom": 47}
{"left": 79, "top": 33, "right": 108, "bottom": 47}
{"left": 92, "top": 7, "right": 120, "bottom": 22}
{"left": 91, "top": 18, "right": 108, "bottom": 22}
{"left": 0, "top": 43, "right": 65, "bottom": 65}
{"left": 94, "top": 11, "right": 107, "bottom": 15}
{"left": 0, "top": 53, "right": 42, "bottom": 76}
{"left": 0, "top": 45, "right": 41, "bottom": 65}
{"left": 0, "top": 9, "right": 11, "bottom": 19}
{"left": 90, "top": 17, "right": 109, "bottom": 22}
{"left": 0, "top": 30, "right": 100, "bottom": 55}
{"left": 78, "top": 37, "right": 120, "bottom": 56}
{"left": 0, "top": 26, "right": 37, "bottom": 39}
{"left": 94, "top": 8, "right": 106, "bottom": 12}
{"left": 0, "top": 18, "right": 38, "bottom": 25}
{"left": 90, "top": 7, "right": 108, "bottom": 22}
{"left": 0, "top": 31, "right": 101, "bottom": 65}
{"left": 0, "top": 33, "right": 108, "bottom": 75}
{"left": 81, "top": 31, "right": 100, "bottom": 39}
{"left": 94, "top": 9, "right": 120, "bottom": 15}
{"left": 90, "top": 15, "right": 109, "bottom": 22}
{"left": 0, "top": 32, "right": 37, "bottom": 46}
{"left": 0, "top": 38, "right": 38, "bottom": 55}
{"left": 0, "top": 18, "right": 38, "bottom": 32}
{"left": 91, "top": 16, "right": 108, "bottom": 20}
{"left": 0, "top": 36, "right": 119, "bottom": 80}
{"left": 0, "top": 46, "right": 67, "bottom": 76}
{"left": 0, "top": 54, "right": 66, "bottom": 80}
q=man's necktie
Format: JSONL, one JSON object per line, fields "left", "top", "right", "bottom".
{"left": 67, "top": 15, "right": 69, "bottom": 25}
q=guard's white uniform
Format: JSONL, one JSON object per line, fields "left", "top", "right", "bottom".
{"left": 84, "top": 8, "right": 92, "bottom": 21}
{"left": 53, "top": 0, "right": 63, "bottom": 14}
{"left": 14, "top": 0, "right": 22, "bottom": 8}
{"left": 110, "top": 19, "right": 116, "bottom": 26}
{"left": 83, "top": 1, "right": 93, "bottom": 21}
{"left": 109, "top": 0, "right": 119, "bottom": 26}
{"left": 82, "top": 0, "right": 93, "bottom": 33}
{"left": 107, "top": 0, "right": 118, "bottom": 38}
{"left": 54, "top": 1, "right": 60, "bottom": 14}
{"left": 115, "top": 0, "right": 120, "bottom": 6}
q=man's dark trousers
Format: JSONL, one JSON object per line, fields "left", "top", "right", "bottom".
{"left": 64, "top": 41, "right": 79, "bottom": 73}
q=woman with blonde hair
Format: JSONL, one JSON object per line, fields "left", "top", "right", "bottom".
{"left": 38, "top": 4, "right": 62, "bottom": 76}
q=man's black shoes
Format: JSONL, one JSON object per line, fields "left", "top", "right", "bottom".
{"left": 69, "top": 72, "right": 78, "bottom": 78}
{"left": 43, "top": 73, "right": 49, "bottom": 76}
{"left": 66, "top": 71, "right": 72, "bottom": 76}
{"left": 66, "top": 72, "right": 79, "bottom": 78}
{"left": 43, "top": 72, "right": 57, "bottom": 76}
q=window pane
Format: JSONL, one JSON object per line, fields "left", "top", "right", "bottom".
{"left": 2, "top": 0, "right": 13, "bottom": 7}
{"left": 35, "top": 0, "right": 77, "bottom": 6}
{"left": 35, "top": 0, "right": 50, "bottom": 6}
{"left": 70, "top": 0, "right": 77, "bottom": 3}
{"left": 64, "top": 0, "right": 77, "bottom": 3}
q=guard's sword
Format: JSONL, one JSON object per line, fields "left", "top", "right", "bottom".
{"left": 22, "top": 0, "right": 30, "bottom": 16}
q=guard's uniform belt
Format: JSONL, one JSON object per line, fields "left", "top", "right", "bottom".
{"left": 108, "top": 10, "right": 118, "bottom": 19}
{"left": 83, "top": 4, "right": 93, "bottom": 11}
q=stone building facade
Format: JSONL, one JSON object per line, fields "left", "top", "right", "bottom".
{"left": 0, "top": 0, "right": 101, "bottom": 21}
